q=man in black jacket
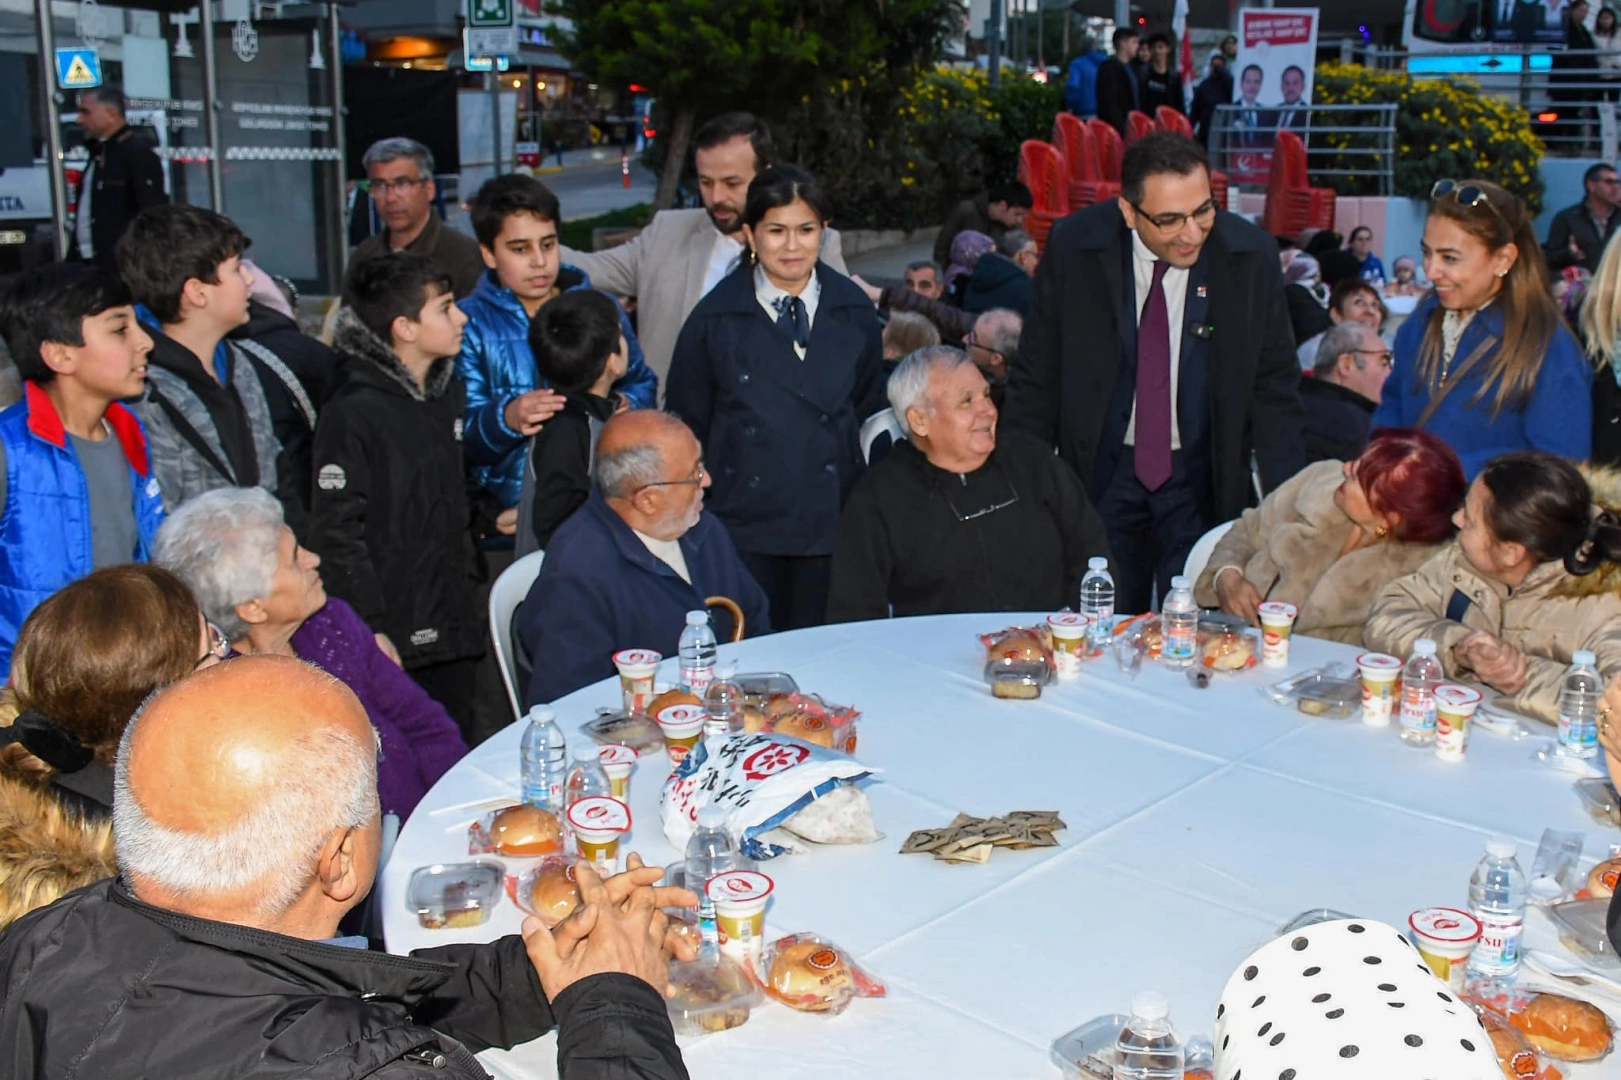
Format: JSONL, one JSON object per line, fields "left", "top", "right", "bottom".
{"left": 0, "top": 656, "right": 695, "bottom": 1080}
{"left": 1096, "top": 27, "right": 1142, "bottom": 136}
{"left": 828, "top": 346, "right": 1110, "bottom": 622}
{"left": 69, "top": 86, "right": 167, "bottom": 270}
{"left": 1006, "top": 132, "right": 1304, "bottom": 613}
{"left": 311, "top": 253, "right": 493, "bottom": 734}
{"left": 1543, "top": 162, "right": 1621, "bottom": 274}
{"left": 1300, "top": 322, "right": 1389, "bottom": 464}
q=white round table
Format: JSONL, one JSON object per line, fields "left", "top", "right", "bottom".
{"left": 380, "top": 614, "right": 1620, "bottom": 1079}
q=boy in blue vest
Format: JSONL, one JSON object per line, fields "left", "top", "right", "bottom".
{"left": 456, "top": 173, "right": 657, "bottom": 525}
{"left": 0, "top": 263, "right": 164, "bottom": 671}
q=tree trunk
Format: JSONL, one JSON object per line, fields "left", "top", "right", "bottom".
{"left": 654, "top": 105, "right": 697, "bottom": 211}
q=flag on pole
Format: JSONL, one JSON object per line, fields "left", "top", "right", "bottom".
{"left": 1173, "top": 0, "right": 1194, "bottom": 112}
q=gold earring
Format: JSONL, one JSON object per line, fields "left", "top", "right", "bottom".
{"left": 1374, "top": 524, "right": 1389, "bottom": 539}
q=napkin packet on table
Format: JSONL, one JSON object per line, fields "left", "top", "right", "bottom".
{"left": 660, "top": 732, "right": 880, "bottom": 859}
{"left": 900, "top": 811, "right": 1067, "bottom": 864}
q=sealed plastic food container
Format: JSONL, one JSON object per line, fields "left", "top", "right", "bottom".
{"left": 666, "top": 951, "right": 763, "bottom": 1036}
{"left": 734, "top": 672, "right": 798, "bottom": 702}
{"left": 1575, "top": 777, "right": 1621, "bottom": 828}
{"left": 1547, "top": 896, "right": 1621, "bottom": 969}
{"left": 1277, "top": 908, "right": 1359, "bottom": 935}
{"left": 755, "top": 932, "right": 886, "bottom": 1014}
{"left": 580, "top": 709, "right": 665, "bottom": 756}
{"left": 407, "top": 861, "right": 503, "bottom": 929}
{"left": 1050, "top": 1013, "right": 1129, "bottom": 1079}
{"left": 509, "top": 855, "right": 583, "bottom": 927}
{"left": 1262, "top": 664, "right": 1361, "bottom": 718}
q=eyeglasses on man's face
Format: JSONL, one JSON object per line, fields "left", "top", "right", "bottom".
{"left": 636, "top": 460, "right": 707, "bottom": 495}
{"left": 1130, "top": 199, "right": 1218, "bottom": 232}
{"left": 1355, "top": 347, "right": 1394, "bottom": 370}
{"left": 370, "top": 176, "right": 430, "bottom": 198}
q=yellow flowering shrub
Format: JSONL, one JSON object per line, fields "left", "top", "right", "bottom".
{"left": 1312, "top": 61, "right": 1545, "bottom": 212}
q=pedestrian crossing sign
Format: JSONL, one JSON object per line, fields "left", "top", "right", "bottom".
{"left": 55, "top": 47, "right": 101, "bottom": 91}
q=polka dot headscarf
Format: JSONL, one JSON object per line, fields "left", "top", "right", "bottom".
{"left": 1214, "top": 919, "right": 1501, "bottom": 1079}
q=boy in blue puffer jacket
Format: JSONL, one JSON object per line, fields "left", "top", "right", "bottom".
{"left": 456, "top": 174, "right": 657, "bottom": 518}
{"left": 0, "top": 264, "right": 165, "bottom": 672}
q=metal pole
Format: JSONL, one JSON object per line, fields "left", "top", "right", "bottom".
{"left": 988, "top": 0, "right": 1003, "bottom": 89}
{"left": 1037, "top": 0, "right": 1045, "bottom": 69}
{"left": 1114, "top": 0, "right": 1129, "bottom": 32}
{"left": 34, "top": 0, "right": 68, "bottom": 259}
{"left": 489, "top": 70, "right": 502, "bottom": 176}
{"left": 200, "top": 0, "right": 225, "bottom": 211}
{"left": 328, "top": 2, "right": 349, "bottom": 285}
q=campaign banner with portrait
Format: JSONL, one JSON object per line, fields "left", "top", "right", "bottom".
{"left": 1229, "top": 7, "right": 1320, "bottom": 183}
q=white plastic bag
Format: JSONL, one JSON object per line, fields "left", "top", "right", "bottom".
{"left": 660, "top": 733, "right": 877, "bottom": 859}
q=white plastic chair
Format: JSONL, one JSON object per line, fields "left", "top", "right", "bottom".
{"left": 859, "top": 408, "right": 906, "bottom": 464}
{"left": 1182, "top": 520, "right": 1235, "bottom": 584}
{"left": 489, "top": 549, "right": 545, "bottom": 722}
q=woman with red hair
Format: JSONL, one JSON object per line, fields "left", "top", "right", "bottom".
{"left": 1193, "top": 429, "right": 1467, "bottom": 645}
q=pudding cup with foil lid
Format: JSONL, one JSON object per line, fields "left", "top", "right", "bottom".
{"left": 1256, "top": 601, "right": 1298, "bottom": 668}
{"left": 655, "top": 704, "right": 708, "bottom": 767}
{"left": 707, "top": 870, "right": 774, "bottom": 962}
{"left": 567, "top": 796, "right": 631, "bottom": 869}
{"left": 1433, "top": 684, "right": 1482, "bottom": 763}
{"left": 1408, "top": 907, "right": 1481, "bottom": 993}
{"left": 613, "top": 649, "right": 662, "bottom": 714}
{"left": 1357, "top": 652, "right": 1402, "bottom": 727}
{"left": 597, "top": 744, "right": 637, "bottom": 798}
{"left": 1046, "top": 613, "right": 1092, "bottom": 676}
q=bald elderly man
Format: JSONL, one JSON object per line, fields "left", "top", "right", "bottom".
{"left": 0, "top": 656, "right": 695, "bottom": 1080}
{"left": 518, "top": 410, "right": 770, "bottom": 706}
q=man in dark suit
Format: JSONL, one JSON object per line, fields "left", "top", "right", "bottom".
{"left": 1096, "top": 27, "right": 1142, "bottom": 136}
{"left": 1274, "top": 65, "right": 1310, "bottom": 136}
{"left": 1005, "top": 132, "right": 1304, "bottom": 613}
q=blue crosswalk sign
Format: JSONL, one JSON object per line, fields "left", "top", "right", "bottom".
{"left": 55, "top": 48, "right": 102, "bottom": 91}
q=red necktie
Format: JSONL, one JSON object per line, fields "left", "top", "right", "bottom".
{"left": 1135, "top": 259, "right": 1173, "bottom": 492}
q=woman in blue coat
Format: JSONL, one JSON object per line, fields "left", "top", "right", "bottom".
{"left": 1374, "top": 179, "right": 1591, "bottom": 480}
{"left": 666, "top": 166, "right": 884, "bottom": 630}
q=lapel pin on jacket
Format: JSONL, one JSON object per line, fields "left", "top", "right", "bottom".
{"left": 1192, "top": 323, "right": 1214, "bottom": 340}
{"left": 1195, "top": 285, "right": 1208, "bottom": 298}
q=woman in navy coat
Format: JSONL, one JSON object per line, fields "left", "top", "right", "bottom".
{"left": 667, "top": 166, "right": 885, "bottom": 630}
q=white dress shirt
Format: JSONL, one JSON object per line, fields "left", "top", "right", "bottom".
{"left": 753, "top": 264, "right": 821, "bottom": 360}
{"left": 701, "top": 230, "right": 746, "bottom": 298}
{"left": 1124, "top": 230, "right": 1188, "bottom": 451}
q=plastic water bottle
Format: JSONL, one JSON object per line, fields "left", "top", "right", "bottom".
{"left": 1113, "top": 991, "right": 1183, "bottom": 1080}
{"left": 1160, "top": 576, "right": 1198, "bottom": 669}
{"left": 520, "top": 708, "right": 568, "bottom": 811}
{"left": 679, "top": 610, "right": 717, "bottom": 697}
{"left": 684, "top": 804, "right": 739, "bottom": 944}
{"left": 1398, "top": 639, "right": 1442, "bottom": 747}
{"left": 1080, "top": 557, "right": 1116, "bottom": 652}
{"left": 563, "top": 741, "right": 611, "bottom": 817}
{"left": 1466, "top": 837, "right": 1528, "bottom": 1007}
{"left": 1557, "top": 650, "right": 1603, "bottom": 760}
{"left": 704, "top": 661, "right": 744, "bottom": 737}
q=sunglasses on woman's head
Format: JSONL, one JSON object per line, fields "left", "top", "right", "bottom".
{"left": 1431, "top": 179, "right": 1501, "bottom": 219}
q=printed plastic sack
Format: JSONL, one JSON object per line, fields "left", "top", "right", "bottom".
{"left": 661, "top": 732, "right": 877, "bottom": 859}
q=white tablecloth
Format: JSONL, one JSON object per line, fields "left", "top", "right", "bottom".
{"left": 380, "top": 614, "right": 1620, "bottom": 1079}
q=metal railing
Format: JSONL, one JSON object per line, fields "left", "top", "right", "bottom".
{"left": 1208, "top": 103, "right": 1399, "bottom": 196}
{"left": 1341, "top": 44, "right": 1621, "bottom": 159}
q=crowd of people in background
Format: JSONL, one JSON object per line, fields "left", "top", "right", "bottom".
{"left": 7, "top": 72, "right": 1621, "bottom": 1079}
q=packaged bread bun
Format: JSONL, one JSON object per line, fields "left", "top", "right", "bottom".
{"left": 1586, "top": 856, "right": 1621, "bottom": 899}
{"left": 1201, "top": 630, "right": 1257, "bottom": 672}
{"left": 1510, "top": 992, "right": 1615, "bottom": 1062}
{"left": 755, "top": 932, "right": 885, "bottom": 1015}
{"left": 517, "top": 856, "right": 582, "bottom": 927}
{"left": 468, "top": 803, "right": 562, "bottom": 857}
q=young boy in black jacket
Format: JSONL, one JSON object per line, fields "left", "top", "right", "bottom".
{"left": 514, "top": 289, "right": 628, "bottom": 555}
{"left": 311, "top": 251, "right": 489, "bottom": 730}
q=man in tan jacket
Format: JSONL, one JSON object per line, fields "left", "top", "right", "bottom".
{"left": 561, "top": 113, "right": 845, "bottom": 387}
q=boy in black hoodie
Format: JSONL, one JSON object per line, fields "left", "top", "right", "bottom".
{"left": 514, "top": 289, "right": 629, "bottom": 555}
{"left": 311, "top": 252, "right": 489, "bottom": 730}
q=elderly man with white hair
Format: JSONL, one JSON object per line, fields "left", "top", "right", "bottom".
{"left": 0, "top": 656, "right": 697, "bottom": 1079}
{"left": 1299, "top": 321, "right": 1389, "bottom": 465}
{"left": 826, "top": 346, "right": 1111, "bottom": 622}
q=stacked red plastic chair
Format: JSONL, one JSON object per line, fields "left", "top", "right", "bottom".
{"left": 1017, "top": 139, "right": 1070, "bottom": 250}
{"left": 1154, "top": 107, "right": 1230, "bottom": 211}
{"left": 1051, "top": 113, "right": 1121, "bottom": 209}
{"left": 1087, "top": 118, "right": 1125, "bottom": 188}
{"left": 1125, "top": 110, "right": 1158, "bottom": 147}
{"left": 1259, "top": 131, "right": 1335, "bottom": 238}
